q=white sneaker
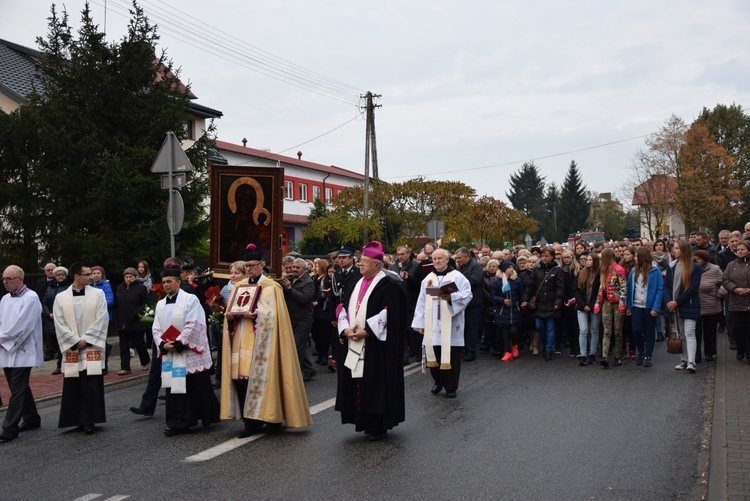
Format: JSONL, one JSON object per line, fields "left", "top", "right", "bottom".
{"left": 686, "top": 362, "right": 696, "bottom": 373}
{"left": 675, "top": 361, "right": 687, "bottom": 370}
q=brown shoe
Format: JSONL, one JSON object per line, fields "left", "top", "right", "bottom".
{"left": 117, "top": 370, "right": 131, "bottom": 376}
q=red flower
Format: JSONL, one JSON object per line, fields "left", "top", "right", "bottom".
{"left": 205, "top": 285, "right": 220, "bottom": 300}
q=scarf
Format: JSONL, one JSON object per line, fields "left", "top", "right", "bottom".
{"left": 158, "top": 292, "right": 187, "bottom": 394}
{"left": 423, "top": 270, "right": 456, "bottom": 370}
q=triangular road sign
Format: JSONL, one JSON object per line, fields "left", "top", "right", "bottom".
{"left": 151, "top": 131, "right": 194, "bottom": 173}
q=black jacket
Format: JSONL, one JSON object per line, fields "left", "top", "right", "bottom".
{"left": 458, "top": 258, "right": 484, "bottom": 308}
{"left": 524, "top": 261, "right": 565, "bottom": 319}
{"left": 115, "top": 281, "right": 149, "bottom": 332}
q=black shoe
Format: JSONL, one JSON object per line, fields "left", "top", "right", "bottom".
{"left": 544, "top": 352, "right": 552, "bottom": 361}
{"left": 0, "top": 431, "right": 18, "bottom": 443}
{"left": 695, "top": 355, "right": 702, "bottom": 364}
{"left": 445, "top": 391, "right": 457, "bottom": 399}
{"left": 705, "top": 355, "right": 715, "bottom": 362}
{"left": 737, "top": 352, "right": 745, "bottom": 361}
{"left": 588, "top": 355, "right": 596, "bottom": 365}
{"left": 264, "top": 422, "right": 283, "bottom": 434}
{"left": 211, "top": 380, "right": 221, "bottom": 389}
{"left": 84, "top": 425, "right": 95, "bottom": 435}
{"left": 367, "top": 430, "right": 388, "bottom": 441}
{"left": 578, "top": 355, "right": 587, "bottom": 366}
{"left": 718, "top": 325, "right": 725, "bottom": 333}
{"left": 164, "top": 428, "right": 187, "bottom": 437}
{"left": 644, "top": 357, "right": 652, "bottom": 367}
{"left": 613, "top": 358, "right": 622, "bottom": 367}
{"left": 431, "top": 384, "right": 443, "bottom": 395}
{"left": 130, "top": 406, "right": 154, "bottom": 417}
{"left": 402, "top": 358, "right": 410, "bottom": 367}
{"left": 730, "top": 343, "right": 737, "bottom": 350}
{"left": 636, "top": 353, "right": 644, "bottom": 366}
{"left": 43, "top": 354, "right": 53, "bottom": 362}
{"left": 101, "top": 369, "right": 108, "bottom": 376}
{"left": 463, "top": 354, "right": 476, "bottom": 362}
{"left": 656, "top": 332, "right": 665, "bottom": 342}
{"left": 18, "top": 421, "right": 40, "bottom": 432}
{"left": 600, "top": 357, "right": 609, "bottom": 368}
{"left": 478, "top": 345, "right": 490, "bottom": 352}
{"left": 157, "top": 394, "right": 166, "bottom": 401}
{"left": 303, "top": 371, "right": 316, "bottom": 382}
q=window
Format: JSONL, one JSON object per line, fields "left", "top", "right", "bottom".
{"left": 285, "top": 180, "right": 293, "bottom": 200}
{"left": 325, "top": 187, "right": 333, "bottom": 203}
{"left": 184, "top": 120, "right": 195, "bottom": 140}
{"left": 299, "top": 183, "right": 308, "bottom": 202}
{"left": 313, "top": 185, "right": 321, "bottom": 202}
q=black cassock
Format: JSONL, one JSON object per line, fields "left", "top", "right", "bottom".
{"left": 335, "top": 274, "right": 406, "bottom": 432}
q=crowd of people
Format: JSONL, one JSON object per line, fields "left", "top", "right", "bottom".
{"left": 1, "top": 224, "right": 748, "bottom": 443}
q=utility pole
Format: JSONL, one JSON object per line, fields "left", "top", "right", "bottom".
{"left": 361, "top": 91, "right": 381, "bottom": 244}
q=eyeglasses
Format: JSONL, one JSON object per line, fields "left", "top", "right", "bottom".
{"left": 78, "top": 272, "right": 92, "bottom": 277}
{"left": 2, "top": 276, "right": 20, "bottom": 282}
{"left": 245, "top": 262, "right": 262, "bottom": 268}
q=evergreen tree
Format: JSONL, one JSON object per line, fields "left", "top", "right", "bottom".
{"left": 540, "top": 182, "right": 562, "bottom": 242}
{"left": 1, "top": 3, "right": 215, "bottom": 272}
{"left": 558, "top": 160, "right": 590, "bottom": 238}
{"left": 506, "top": 162, "right": 546, "bottom": 238}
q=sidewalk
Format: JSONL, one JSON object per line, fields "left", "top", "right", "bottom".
{"left": 0, "top": 337, "right": 150, "bottom": 406}
{"left": 709, "top": 331, "right": 750, "bottom": 500}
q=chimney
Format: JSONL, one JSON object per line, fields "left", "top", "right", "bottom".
{"left": 241, "top": 138, "right": 247, "bottom": 147}
{"left": 297, "top": 151, "right": 302, "bottom": 160}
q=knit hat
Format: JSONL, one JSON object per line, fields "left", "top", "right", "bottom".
{"left": 91, "top": 265, "right": 106, "bottom": 278}
{"left": 123, "top": 267, "right": 138, "bottom": 277}
{"left": 499, "top": 260, "right": 514, "bottom": 272}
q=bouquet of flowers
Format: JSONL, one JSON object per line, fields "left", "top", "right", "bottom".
{"left": 138, "top": 284, "right": 165, "bottom": 326}
{"left": 205, "top": 285, "right": 225, "bottom": 325}
{"left": 139, "top": 304, "right": 156, "bottom": 326}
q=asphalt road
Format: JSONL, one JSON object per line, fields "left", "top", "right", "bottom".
{"left": 1, "top": 349, "right": 709, "bottom": 501}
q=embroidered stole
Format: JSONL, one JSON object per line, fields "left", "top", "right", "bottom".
{"left": 158, "top": 293, "right": 187, "bottom": 394}
{"left": 58, "top": 290, "right": 103, "bottom": 378}
{"left": 344, "top": 271, "right": 384, "bottom": 378}
{"left": 423, "top": 271, "right": 455, "bottom": 370}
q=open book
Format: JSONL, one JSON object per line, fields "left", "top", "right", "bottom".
{"left": 425, "top": 281, "right": 459, "bottom": 297}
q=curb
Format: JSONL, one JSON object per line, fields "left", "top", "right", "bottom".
{"left": 707, "top": 334, "right": 727, "bottom": 500}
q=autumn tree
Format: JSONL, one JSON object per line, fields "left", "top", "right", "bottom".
{"left": 695, "top": 103, "right": 750, "bottom": 226}
{"left": 304, "top": 179, "right": 476, "bottom": 251}
{"left": 457, "top": 196, "right": 537, "bottom": 247}
{"left": 675, "top": 123, "right": 740, "bottom": 233}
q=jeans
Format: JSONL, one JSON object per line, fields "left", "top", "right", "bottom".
{"left": 577, "top": 310, "right": 600, "bottom": 357}
{"left": 678, "top": 318, "right": 697, "bottom": 364}
{"left": 535, "top": 317, "right": 556, "bottom": 354}
{"left": 630, "top": 307, "right": 657, "bottom": 358}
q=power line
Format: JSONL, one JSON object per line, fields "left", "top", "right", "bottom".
{"left": 384, "top": 134, "right": 651, "bottom": 180}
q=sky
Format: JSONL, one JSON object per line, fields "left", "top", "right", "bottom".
{"left": 3, "top": 0, "right": 750, "bottom": 207}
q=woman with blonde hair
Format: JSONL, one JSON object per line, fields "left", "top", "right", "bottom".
{"left": 666, "top": 240, "right": 701, "bottom": 373}
{"left": 560, "top": 249, "right": 580, "bottom": 356}
{"left": 575, "top": 253, "right": 601, "bottom": 365}
{"left": 594, "top": 248, "right": 627, "bottom": 368}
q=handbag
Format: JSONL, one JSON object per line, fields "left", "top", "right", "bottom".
{"left": 666, "top": 313, "right": 683, "bottom": 354}
{"left": 528, "top": 268, "right": 553, "bottom": 311}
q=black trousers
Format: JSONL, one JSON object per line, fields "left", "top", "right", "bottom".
{"left": 696, "top": 313, "right": 720, "bottom": 358}
{"left": 233, "top": 379, "right": 265, "bottom": 432}
{"left": 138, "top": 344, "right": 162, "bottom": 414}
{"left": 730, "top": 311, "right": 750, "bottom": 358}
{"left": 429, "top": 346, "right": 462, "bottom": 392}
{"left": 2, "top": 367, "right": 39, "bottom": 436}
{"left": 118, "top": 329, "right": 150, "bottom": 371}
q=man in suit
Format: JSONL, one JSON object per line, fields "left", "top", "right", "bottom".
{"left": 280, "top": 258, "right": 316, "bottom": 381}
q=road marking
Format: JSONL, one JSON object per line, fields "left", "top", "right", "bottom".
{"left": 103, "top": 497, "right": 131, "bottom": 501}
{"left": 185, "top": 364, "right": 423, "bottom": 463}
{"left": 72, "top": 495, "right": 102, "bottom": 501}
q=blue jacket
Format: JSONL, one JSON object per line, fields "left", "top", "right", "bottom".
{"left": 91, "top": 280, "right": 115, "bottom": 320}
{"left": 664, "top": 260, "right": 702, "bottom": 320}
{"left": 490, "top": 276, "right": 524, "bottom": 327}
{"left": 626, "top": 266, "right": 664, "bottom": 313}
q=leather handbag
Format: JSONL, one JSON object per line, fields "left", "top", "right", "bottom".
{"left": 666, "top": 313, "right": 683, "bottom": 354}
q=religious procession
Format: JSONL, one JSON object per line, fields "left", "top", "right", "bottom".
{"left": 3, "top": 223, "right": 748, "bottom": 446}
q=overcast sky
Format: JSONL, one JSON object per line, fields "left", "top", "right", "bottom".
{"left": 3, "top": 0, "right": 750, "bottom": 207}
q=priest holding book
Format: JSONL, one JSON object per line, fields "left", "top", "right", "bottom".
{"left": 152, "top": 264, "right": 219, "bottom": 437}
{"left": 412, "top": 249, "right": 473, "bottom": 398}
{"left": 335, "top": 240, "right": 407, "bottom": 441}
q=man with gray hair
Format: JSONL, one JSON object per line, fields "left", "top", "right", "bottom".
{"left": 1, "top": 265, "right": 44, "bottom": 442}
{"left": 281, "top": 257, "right": 316, "bottom": 381}
{"left": 453, "top": 247, "right": 484, "bottom": 361}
